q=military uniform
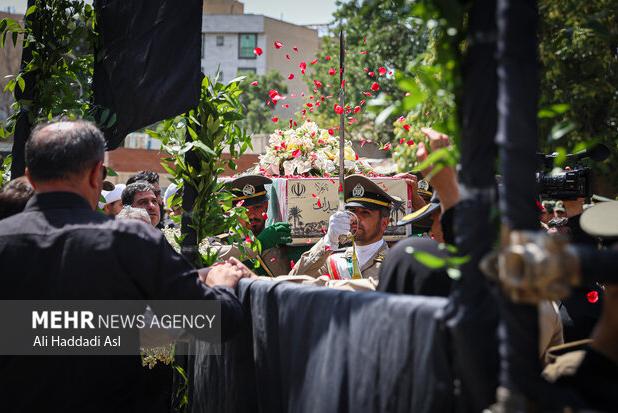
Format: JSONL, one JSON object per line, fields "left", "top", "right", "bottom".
{"left": 290, "top": 237, "right": 388, "bottom": 282}
{"left": 212, "top": 238, "right": 290, "bottom": 276}
{"left": 218, "top": 175, "right": 292, "bottom": 276}
{"left": 291, "top": 175, "right": 400, "bottom": 284}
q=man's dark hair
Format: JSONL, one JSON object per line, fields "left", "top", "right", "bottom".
{"left": 121, "top": 182, "right": 155, "bottom": 206}
{"left": 25, "top": 120, "right": 106, "bottom": 182}
{"left": 126, "top": 171, "right": 159, "bottom": 186}
{"left": 0, "top": 176, "right": 34, "bottom": 220}
{"left": 379, "top": 207, "right": 391, "bottom": 219}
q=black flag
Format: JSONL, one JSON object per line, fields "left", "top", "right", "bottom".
{"left": 93, "top": 0, "right": 203, "bottom": 149}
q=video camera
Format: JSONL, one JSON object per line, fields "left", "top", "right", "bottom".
{"left": 536, "top": 144, "right": 610, "bottom": 200}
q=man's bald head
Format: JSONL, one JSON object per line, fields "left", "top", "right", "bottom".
{"left": 25, "top": 120, "right": 106, "bottom": 183}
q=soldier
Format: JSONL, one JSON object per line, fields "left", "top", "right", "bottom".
{"left": 290, "top": 175, "right": 401, "bottom": 283}
{"left": 214, "top": 175, "right": 293, "bottom": 276}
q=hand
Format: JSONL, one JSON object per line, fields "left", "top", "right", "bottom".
{"left": 394, "top": 172, "right": 427, "bottom": 211}
{"left": 257, "top": 222, "right": 292, "bottom": 251}
{"left": 417, "top": 128, "right": 460, "bottom": 212}
{"left": 199, "top": 258, "right": 255, "bottom": 289}
{"left": 326, "top": 211, "right": 351, "bottom": 247}
{"left": 562, "top": 198, "right": 584, "bottom": 218}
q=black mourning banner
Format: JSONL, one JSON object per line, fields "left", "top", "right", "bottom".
{"left": 93, "top": 0, "right": 203, "bottom": 150}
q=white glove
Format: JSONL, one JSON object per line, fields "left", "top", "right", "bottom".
{"left": 325, "top": 211, "right": 351, "bottom": 247}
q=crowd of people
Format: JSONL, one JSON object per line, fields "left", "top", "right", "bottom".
{"left": 0, "top": 119, "right": 616, "bottom": 411}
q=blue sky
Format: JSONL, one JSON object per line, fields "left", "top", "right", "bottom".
{"left": 0, "top": 0, "right": 337, "bottom": 25}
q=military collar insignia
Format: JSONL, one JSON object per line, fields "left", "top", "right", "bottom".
{"left": 352, "top": 183, "right": 365, "bottom": 197}
{"left": 242, "top": 184, "right": 255, "bottom": 197}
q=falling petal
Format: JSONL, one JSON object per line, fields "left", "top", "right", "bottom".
{"left": 253, "top": 47, "right": 263, "bottom": 56}
{"left": 310, "top": 58, "right": 319, "bottom": 65}
{"left": 382, "top": 143, "right": 392, "bottom": 151}
{"left": 293, "top": 46, "right": 299, "bottom": 52}
{"left": 328, "top": 128, "right": 334, "bottom": 135}
{"left": 333, "top": 104, "right": 344, "bottom": 114}
{"left": 288, "top": 73, "right": 295, "bottom": 80}
{"left": 250, "top": 81, "right": 259, "bottom": 86}
{"left": 271, "top": 116, "right": 279, "bottom": 123}
{"left": 587, "top": 290, "right": 599, "bottom": 303}
{"left": 285, "top": 54, "right": 291, "bottom": 60}
{"left": 274, "top": 40, "right": 283, "bottom": 49}
{"left": 403, "top": 124, "right": 411, "bottom": 131}
{"left": 314, "top": 80, "right": 323, "bottom": 88}
{"left": 299, "top": 61, "right": 307, "bottom": 70}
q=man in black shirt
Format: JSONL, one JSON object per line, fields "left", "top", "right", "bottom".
{"left": 0, "top": 120, "right": 251, "bottom": 412}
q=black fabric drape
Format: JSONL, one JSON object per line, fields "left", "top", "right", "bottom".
{"left": 445, "top": 0, "right": 500, "bottom": 410}
{"left": 378, "top": 237, "right": 452, "bottom": 297}
{"left": 191, "top": 279, "right": 453, "bottom": 413}
{"left": 93, "top": 0, "right": 202, "bottom": 150}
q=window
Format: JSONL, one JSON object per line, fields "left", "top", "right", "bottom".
{"left": 216, "top": 35, "right": 224, "bottom": 46}
{"left": 201, "top": 33, "right": 205, "bottom": 58}
{"left": 238, "top": 33, "right": 257, "bottom": 59}
{"left": 237, "top": 67, "right": 256, "bottom": 75}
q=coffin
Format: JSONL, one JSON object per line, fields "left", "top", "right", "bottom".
{"left": 266, "top": 177, "right": 412, "bottom": 245}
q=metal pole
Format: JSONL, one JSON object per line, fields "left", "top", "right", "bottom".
{"left": 338, "top": 29, "right": 345, "bottom": 210}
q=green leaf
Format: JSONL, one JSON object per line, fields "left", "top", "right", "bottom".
{"left": 25, "top": 5, "right": 36, "bottom": 17}
{"left": 100, "top": 108, "right": 110, "bottom": 125}
{"left": 538, "top": 103, "right": 569, "bottom": 119}
{"left": 105, "top": 166, "right": 118, "bottom": 177}
{"left": 411, "top": 251, "right": 446, "bottom": 269}
{"left": 222, "top": 111, "right": 244, "bottom": 122}
{"left": 550, "top": 121, "right": 576, "bottom": 141}
{"left": 16, "top": 75, "right": 25, "bottom": 92}
{"left": 106, "top": 113, "right": 117, "bottom": 128}
{"left": 375, "top": 104, "right": 395, "bottom": 125}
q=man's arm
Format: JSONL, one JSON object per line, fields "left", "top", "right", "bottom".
{"left": 116, "top": 224, "right": 251, "bottom": 340}
{"left": 289, "top": 237, "right": 332, "bottom": 277}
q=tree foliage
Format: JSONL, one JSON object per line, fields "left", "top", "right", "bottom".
{"left": 538, "top": 0, "right": 618, "bottom": 192}
{"left": 148, "top": 74, "right": 255, "bottom": 267}
{"left": 239, "top": 70, "right": 288, "bottom": 135}
{"left": 306, "top": 0, "right": 430, "bottom": 144}
{"left": 0, "top": 0, "right": 97, "bottom": 137}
